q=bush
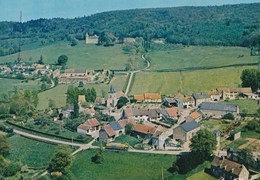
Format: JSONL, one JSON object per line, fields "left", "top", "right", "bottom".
{"left": 3, "top": 163, "right": 21, "bottom": 177}
{"left": 222, "top": 113, "right": 235, "bottom": 120}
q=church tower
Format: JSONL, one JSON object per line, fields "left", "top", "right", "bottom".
{"left": 107, "top": 85, "right": 117, "bottom": 108}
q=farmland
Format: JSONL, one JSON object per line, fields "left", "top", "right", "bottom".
{"left": 37, "top": 74, "right": 127, "bottom": 109}
{"left": 147, "top": 45, "right": 258, "bottom": 71}
{"left": 7, "top": 134, "right": 56, "bottom": 168}
{"left": 0, "top": 41, "right": 144, "bottom": 70}
{"left": 129, "top": 66, "right": 255, "bottom": 95}
{"left": 224, "top": 99, "right": 260, "bottom": 115}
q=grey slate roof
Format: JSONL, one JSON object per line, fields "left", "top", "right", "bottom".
{"left": 180, "top": 120, "right": 200, "bottom": 132}
{"left": 164, "top": 98, "right": 176, "bottom": 103}
{"left": 199, "top": 102, "right": 238, "bottom": 112}
{"left": 185, "top": 116, "right": 194, "bottom": 123}
{"left": 110, "top": 121, "right": 122, "bottom": 131}
{"left": 193, "top": 92, "right": 209, "bottom": 100}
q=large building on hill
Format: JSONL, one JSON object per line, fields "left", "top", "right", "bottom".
{"left": 86, "top": 33, "right": 99, "bottom": 44}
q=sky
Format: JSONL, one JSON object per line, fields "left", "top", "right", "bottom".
{"left": 0, "top": 0, "right": 260, "bottom": 22}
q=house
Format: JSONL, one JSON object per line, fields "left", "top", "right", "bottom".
{"left": 241, "top": 92, "right": 259, "bottom": 100}
{"left": 164, "top": 107, "right": 181, "bottom": 121}
{"left": 122, "top": 108, "right": 162, "bottom": 121}
{"left": 77, "top": 118, "right": 100, "bottom": 137}
{"left": 172, "top": 120, "right": 200, "bottom": 142}
{"left": 78, "top": 95, "right": 86, "bottom": 104}
{"left": 218, "top": 87, "right": 252, "bottom": 100}
{"left": 85, "top": 33, "right": 99, "bottom": 44}
{"left": 99, "top": 125, "right": 116, "bottom": 143}
{"left": 164, "top": 98, "right": 177, "bottom": 107}
{"left": 132, "top": 124, "right": 157, "bottom": 139}
{"left": 193, "top": 92, "right": 211, "bottom": 106}
{"left": 208, "top": 90, "right": 221, "bottom": 101}
{"left": 189, "top": 111, "right": 202, "bottom": 122}
{"left": 133, "top": 93, "right": 162, "bottom": 103}
{"left": 174, "top": 93, "right": 195, "bottom": 108}
{"left": 211, "top": 156, "right": 249, "bottom": 180}
{"left": 199, "top": 102, "right": 240, "bottom": 120}
{"left": 110, "top": 121, "right": 125, "bottom": 136}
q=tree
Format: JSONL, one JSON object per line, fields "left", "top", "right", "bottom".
{"left": 57, "top": 55, "right": 68, "bottom": 66}
{"left": 98, "top": 32, "right": 116, "bottom": 46}
{"left": 125, "top": 124, "right": 133, "bottom": 135}
{"left": 48, "top": 145, "right": 72, "bottom": 173}
{"left": 41, "top": 83, "right": 47, "bottom": 91}
{"left": 240, "top": 69, "right": 259, "bottom": 91}
{"left": 116, "top": 96, "right": 129, "bottom": 109}
{"left": 38, "top": 55, "right": 44, "bottom": 64}
{"left": 0, "top": 135, "right": 10, "bottom": 157}
{"left": 78, "top": 81, "right": 84, "bottom": 87}
{"left": 235, "top": 148, "right": 255, "bottom": 169}
{"left": 91, "top": 148, "right": 104, "bottom": 164}
{"left": 190, "top": 129, "right": 217, "bottom": 163}
{"left": 73, "top": 103, "right": 79, "bottom": 118}
{"left": 222, "top": 113, "right": 235, "bottom": 120}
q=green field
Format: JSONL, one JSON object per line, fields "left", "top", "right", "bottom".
{"left": 130, "top": 66, "right": 254, "bottom": 95}
{"left": 0, "top": 78, "right": 40, "bottom": 94}
{"left": 0, "top": 41, "right": 144, "bottom": 70}
{"left": 70, "top": 149, "right": 177, "bottom": 180}
{"left": 38, "top": 74, "right": 127, "bottom": 109}
{"left": 114, "top": 135, "right": 142, "bottom": 147}
{"left": 200, "top": 119, "right": 232, "bottom": 133}
{"left": 224, "top": 99, "right": 260, "bottom": 115}
{"left": 7, "top": 134, "right": 56, "bottom": 168}
{"left": 148, "top": 46, "right": 258, "bottom": 70}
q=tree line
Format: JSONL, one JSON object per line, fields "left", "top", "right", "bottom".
{"left": 0, "top": 3, "right": 259, "bottom": 56}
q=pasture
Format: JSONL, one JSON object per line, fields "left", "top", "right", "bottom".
{"left": 70, "top": 149, "right": 177, "bottom": 180}
{"left": 129, "top": 66, "right": 255, "bottom": 95}
{"left": 7, "top": 134, "right": 56, "bottom": 168}
{"left": 0, "top": 78, "right": 40, "bottom": 94}
{"left": 148, "top": 45, "right": 258, "bottom": 70}
{"left": 224, "top": 99, "right": 260, "bottom": 115}
{"left": 37, "top": 74, "right": 127, "bottom": 109}
{"left": 0, "top": 41, "right": 144, "bottom": 70}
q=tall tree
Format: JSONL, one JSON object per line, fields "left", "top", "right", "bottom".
{"left": 57, "top": 55, "right": 68, "bottom": 66}
{"left": 190, "top": 129, "right": 217, "bottom": 163}
{"left": 0, "top": 135, "right": 10, "bottom": 157}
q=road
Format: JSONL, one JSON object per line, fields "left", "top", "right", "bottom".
{"left": 124, "top": 55, "right": 151, "bottom": 96}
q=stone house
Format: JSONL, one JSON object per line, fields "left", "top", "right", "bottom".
{"left": 122, "top": 108, "right": 162, "bottom": 122}
{"left": 208, "top": 89, "right": 221, "bottom": 101}
{"left": 174, "top": 93, "right": 195, "bottom": 108}
{"left": 193, "top": 92, "right": 211, "bottom": 106}
{"left": 172, "top": 120, "right": 200, "bottom": 142}
{"left": 99, "top": 125, "right": 116, "bottom": 143}
{"left": 211, "top": 156, "right": 249, "bottom": 180}
{"left": 77, "top": 118, "right": 100, "bottom": 137}
{"left": 85, "top": 33, "right": 99, "bottom": 44}
{"left": 217, "top": 87, "right": 252, "bottom": 100}
{"left": 199, "top": 102, "right": 240, "bottom": 120}
{"left": 134, "top": 93, "right": 162, "bottom": 103}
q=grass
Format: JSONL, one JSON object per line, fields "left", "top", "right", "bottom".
{"left": 200, "top": 119, "right": 233, "bottom": 132}
{"left": 0, "top": 41, "right": 143, "bottom": 70}
{"left": 0, "top": 78, "right": 40, "bottom": 94}
{"left": 186, "top": 161, "right": 215, "bottom": 180}
{"left": 70, "top": 149, "right": 177, "bottom": 180}
{"left": 130, "top": 66, "right": 255, "bottom": 95}
{"left": 148, "top": 45, "right": 258, "bottom": 70}
{"left": 114, "top": 135, "right": 142, "bottom": 147}
{"left": 225, "top": 139, "right": 249, "bottom": 149}
{"left": 37, "top": 74, "right": 127, "bottom": 110}
{"left": 224, "top": 99, "right": 260, "bottom": 115}
{"left": 7, "top": 134, "right": 56, "bottom": 168}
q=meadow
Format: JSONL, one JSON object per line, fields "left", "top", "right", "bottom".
{"left": 7, "top": 134, "right": 56, "bottom": 168}
{"left": 0, "top": 41, "right": 143, "bottom": 70}
{"left": 0, "top": 78, "right": 40, "bottom": 94}
{"left": 129, "top": 66, "right": 255, "bottom": 96}
{"left": 148, "top": 45, "right": 258, "bottom": 70}
{"left": 37, "top": 74, "right": 127, "bottom": 109}
{"left": 224, "top": 99, "right": 260, "bottom": 115}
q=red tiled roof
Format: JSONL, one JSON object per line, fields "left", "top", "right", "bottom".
{"left": 104, "top": 125, "right": 116, "bottom": 137}
{"left": 85, "top": 118, "right": 100, "bottom": 127}
{"left": 190, "top": 112, "right": 201, "bottom": 119}
{"left": 134, "top": 95, "right": 145, "bottom": 101}
{"left": 78, "top": 124, "right": 91, "bottom": 131}
{"left": 134, "top": 124, "right": 156, "bottom": 135}
{"left": 166, "top": 108, "right": 177, "bottom": 117}
{"left": 144, "top": 93, "right": 161, "bottom": 100}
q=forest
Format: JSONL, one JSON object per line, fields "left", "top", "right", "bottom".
{"left": 0, "top": 3, "right": 259, "bottom": 56}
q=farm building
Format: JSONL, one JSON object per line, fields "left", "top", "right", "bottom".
{"left": 133, "top": 93, "right": 162, "bottom": 103}
{"left": 77, "top": 118, "right": 100, "bottom": 137}
{"left": 85, "top": 33, "right": 99, "bottom": 44}
{"left": 122, "top": 108, "right": 162, "bottom": 122}
{"left": 199, "top": 102, "right": 240, "bottom": 120}
{"left": 210, "top": 156, "right": 249, "bottom": 180}
{"left": 217, "top": 87, "right": 252, "bottom": 100}
{"left": 193, "top": 92, "right": 211, "bottom": 107}
{"left": 172, "top": 120, "right": 200, "bottom": 142}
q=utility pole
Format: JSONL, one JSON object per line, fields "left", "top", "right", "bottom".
{"left": 17, "top": 11, "right": 22, "bottom": 63}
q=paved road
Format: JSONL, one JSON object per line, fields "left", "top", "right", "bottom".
{"left": 124, "top": 55, "right": 150, "bottom": 96}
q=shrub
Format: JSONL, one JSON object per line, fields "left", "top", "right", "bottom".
{"left": 3, "top": 163, "right": 21, "bottom": 177}
{"left": 222, "top": 113, "right": 235, "bottom": 120}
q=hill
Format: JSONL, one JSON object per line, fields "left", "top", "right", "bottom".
{"left": 0, "top": 3, "right": 259, "bottom": 57}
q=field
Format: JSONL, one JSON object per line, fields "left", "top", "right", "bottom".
{"left": 200, "top": 119, "right": 233, "bottom": 132}
{"left": 38, "top": 74, "right": 127, "bottom": 109}
{"left": 70, "top": 149, "right": 177, "bottom": 180}
{"left": 0, "top": 78, "right": 40, "bottom": 94}
{"left": 0, "top": 41, "right": 144, "bottom": 70}
{"left": 7, "top": 134, "right": 56, "bottom": 168}
{"left": 148, "top": 45, "right": 258, "bottom": 70}
{"left": 114, "top": 135, "right": 142, "bottom": 147}
{"left": 224, "top": 99, "right": 260, "bottom": 115}
{"left": 130, "top": 66, "right": 254, "bottom": 95}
